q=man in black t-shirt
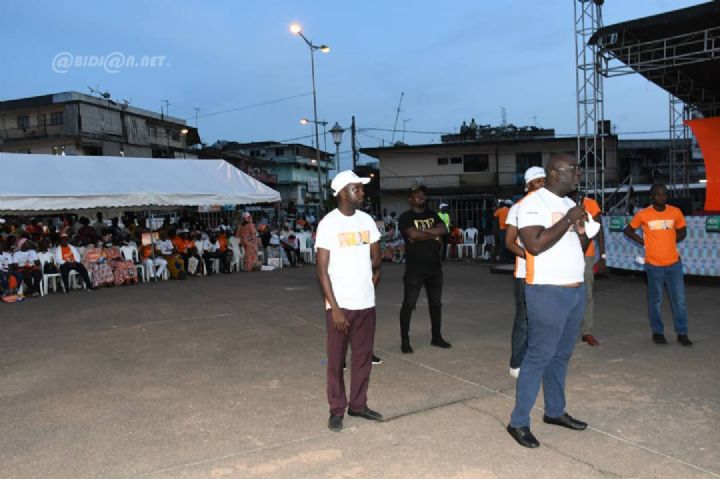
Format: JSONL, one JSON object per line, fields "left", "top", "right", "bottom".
{"left": 398, "top": 185, "right": 451, "bottom": 353}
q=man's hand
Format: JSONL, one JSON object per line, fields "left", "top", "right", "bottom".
{"left": 565, "top": 205, "right": 587, "bottom": 225}
{"left": 331, "top": 308, "right": 349, "bottom": 334}
{"left": 372, "top": 269, "right": 381, "bottom": 286}
{"left": 596, "top": 258, "right": 607, "bottom": 274}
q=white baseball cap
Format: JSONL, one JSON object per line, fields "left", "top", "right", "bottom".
{"left": 439, "top": 203, "right": 448, "bottom": 208}
{"left": 331, "top": 170, "right": 371, "bottom": 196}
{"left": 524, "top": 166, "right": 546, "bottom": 183}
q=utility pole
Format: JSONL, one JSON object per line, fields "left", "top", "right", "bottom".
{"left": 351, "top": 116, "right": 358, "bottom": 170}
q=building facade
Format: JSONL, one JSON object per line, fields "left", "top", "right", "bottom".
{"left": 362, "top": 130, "right": 619, "bottom": 224}
{"left": 223, "top": 141, "right": 332, "bottom": 217}
{"left": 0, "top": 92, "right": 199, "bottom": 158}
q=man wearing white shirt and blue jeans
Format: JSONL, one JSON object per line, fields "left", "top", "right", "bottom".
{"left": 316, "top": 170, "right": 383, "bottom": 432}
{"left": 507, "top": 154, "right": 591, "bottom": 448}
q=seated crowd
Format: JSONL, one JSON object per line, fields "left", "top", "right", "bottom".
{"left": 0, "top": 211, "right": 320, "bottom": 300}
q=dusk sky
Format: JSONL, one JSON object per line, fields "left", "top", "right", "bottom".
{"left": 3, "top": 0, "right": 705, "bottom": 169}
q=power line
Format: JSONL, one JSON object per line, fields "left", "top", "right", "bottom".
{"left": 191, "top": 92, "right": 313, "bottom": 120}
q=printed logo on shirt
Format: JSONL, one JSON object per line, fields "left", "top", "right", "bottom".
{"left": 338, "top": 230, "right": 370, "bottom": 247}
{"left": 648, "top": 219, "right": 675, "bottom": 231}
{"left": 413, "top": 218, "right": 435, "bottom": 230}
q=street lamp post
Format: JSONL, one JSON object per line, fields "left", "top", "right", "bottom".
{"left": 290, "top": 23, "right": 329, "bottom": 217}
{"left": 301, "top": 118, "right": 331, "bottom": 197}
{"left": 330, "top": 122, "right": 345, "bottom": 173}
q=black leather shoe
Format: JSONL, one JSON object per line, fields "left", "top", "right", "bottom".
{"left": 542, "top": 413, "right": 587, "bottom": 430}
{"left": 347, "top": 407, "right": 383, "bottom": 421}
{"left": 652, "top": 333, "right": 668, "bottom": 345}
{"left": 506, "top": 425, "right": 540, "bottom": 448}
{"left": 677, "top": 335, "right": 693, "bottom": 346}
{"left": 430, "top": 337, "right": 452, "bottom": 348}
{"left": 328, "top": 414, "right": 343, "bottom": 432}
{"left": 401, "top": 341, "right": 413, "bottom": 354}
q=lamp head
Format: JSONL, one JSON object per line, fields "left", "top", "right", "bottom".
{"left": 289, "top": 23, "right": 302, "bottom": 34}
{"left": 319, "top": 45, "right": 330, "bottom": 53}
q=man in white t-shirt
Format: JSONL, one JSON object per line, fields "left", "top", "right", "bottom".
{"left": 507, "top": 154, "right": 591, "bottom": 449}
{"left": 315, "top": 170, "right": 382, "bottom": 432}
{"left": 505, "top": 166, "right": 546, "bottom": 379}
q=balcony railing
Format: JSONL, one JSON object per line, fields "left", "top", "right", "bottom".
{"left": 0, "top": 124, "right": 65, "bottom": 141}
{"left": 380, "top": 174, "right": 460, "bottom": 190}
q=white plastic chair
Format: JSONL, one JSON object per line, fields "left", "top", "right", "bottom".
{"left": 446, "top": 228, "right": 464, "bottom": 259}
{"left": 228, "top": 237, "right": 244, "bottom": 272}
{"left": 120, "top": 245, "right": 147, "bottom": 282}
{"left": 297, "top": 232, "right": 315, "bottom": 264}
{"left": 459, "top": 228, "right": 479, "bottom": 259}
{"left": 38, "top": 252, "right": 62, "bottom": 295}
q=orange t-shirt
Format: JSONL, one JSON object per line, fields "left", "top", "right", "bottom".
{"left": 141, "top": 244, "right": 153, "bottom": 259}
{"left": 583, "top": 198, "right": 601, "bottom": 258}
{"left": 172, "top": 236, "right": 187, "bottom": 254}
{"left": 183, "top": 239, "right": 195, "bottom": 252}
{"left": 218, "top": 235, "right": 228, "bottom": 252}
{"left": 494, "top": 207, "right": 509, "bottom": 230}
{"left": 629, "top": 205, "right": 686, "bottom": 266}
{"left": 61, "top": 246, "right": 75, "bottom": 262}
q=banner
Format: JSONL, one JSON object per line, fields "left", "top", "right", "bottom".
{"left": 686, "top": 117, "right": 720, "bottom": 211}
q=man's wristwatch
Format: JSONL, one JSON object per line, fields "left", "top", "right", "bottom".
{"left": 600, "top": 253, "right": 607, "bottom": 259}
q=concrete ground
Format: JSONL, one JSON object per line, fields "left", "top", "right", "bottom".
{"left": 1, "top": 262, "right": 718, "bottom": 479}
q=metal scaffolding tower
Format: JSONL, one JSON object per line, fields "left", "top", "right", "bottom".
{"left": 668, "top": 95, "right": 691, "bottom": 196}
{"left": 574, "top": 0, "right": 606, "bottom": 209}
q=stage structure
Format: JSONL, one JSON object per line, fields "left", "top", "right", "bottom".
{"left": 574, "top": 0, "right": 607, "bottom": 209}
{"left": 589, "top": 1, "right": 720, "bottom": 197}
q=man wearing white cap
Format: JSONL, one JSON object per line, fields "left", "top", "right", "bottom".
{"left": 504, "top": 166, "right": 545, "bottom": 378}
{"left": 315, "top": 170, "right": 383, "bottom": 432}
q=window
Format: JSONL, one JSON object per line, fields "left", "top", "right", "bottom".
{"left": 171, "top": 131, "right": 180, "bottom": 141}
{"left": 275, "top": 148, "right": 285, "bottom": 157}
{"left": 450, "top": 157, "right": 462, "bottom": 165}
{"left": 515, "top": 152, "right": 542, "bottom": 172}
{"left": 463, "top": 154, "right": 489, "bottom": 172}
{"left": 38, "top": 114, "right": 47, "bottom": 126}
{"left": 50, "top": 112, "right": 64, "bottom": 125}
{"left": 250, "top": 150, "right": 261, "bottom": 157}
{"left": 148, "top": 126, "right": 158, "bottom": 137}
{"left": 17, "top": 115, "right": 29, "bottom": 129}
{"left": 437, "top": 157, "right": 449, "bottom": 165}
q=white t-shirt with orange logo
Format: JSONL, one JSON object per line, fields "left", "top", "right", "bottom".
{"left": 517, "top": 188, "right": 584, "bottom": 285}
{"left": 315, "top": 208, "right": 381, "bottom": 310}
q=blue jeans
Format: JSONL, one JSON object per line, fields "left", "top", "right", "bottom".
{"left": 644, "top": 261, "right": 688, "bottom": 335}
{"left": 510, "top": 284, "right": 586, "bottom": 428}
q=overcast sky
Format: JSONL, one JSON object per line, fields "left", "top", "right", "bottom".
{"left": 2, "top": 0, "right": 705, "bottom": 169}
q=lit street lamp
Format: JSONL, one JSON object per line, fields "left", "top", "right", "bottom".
{"left": 330, "top": 122, "right": 345, "bottom": 172}
{"left": 290, "top": 22, "right": 329, "bottom": 217}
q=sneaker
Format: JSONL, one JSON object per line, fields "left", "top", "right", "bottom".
{"left": 401, "top": 341, "right": 413, "bottom": 354}
{"left": 509, "top": 367, "right": 520, "bottom": 379}
{"left": 328, "top": 414, "right": 343, "bottom": 432}
{"left": 371, "top": 354, "right": 383, "bottom": 365}
{"left": 652, "top": 333, "right": 668, "bottom": 345}
{"left": 430, "top": 337, "right": 452, "bottom": 348}
{"left": 677, "top": 334, "right": 693, "bottom": 346}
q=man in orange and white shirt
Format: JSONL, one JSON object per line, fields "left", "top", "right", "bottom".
{"left": 507, "top": 154, "right": 590, "bottom": 449}
{"left": 53, "top": 234, "right": 93, "bottom": 292}
{"left": 569, "top": 193, "right": 606, "bottom": 347}
{"left": 504, "top": 166, "right": 545, "bottom": 379}
{"left": 624, "top": 184, "right": 691, "bottom": 346}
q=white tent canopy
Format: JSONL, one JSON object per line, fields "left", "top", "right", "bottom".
{"left": 0, "top": 153, "right": 281, "bottom": 212}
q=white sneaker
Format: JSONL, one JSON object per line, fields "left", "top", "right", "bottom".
{"left": 509, "top": 367, "right": 520, "bottom": 379}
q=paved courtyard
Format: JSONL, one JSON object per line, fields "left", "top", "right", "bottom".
{"left": 1, "top": 262, "right": 718, "bottom": 479}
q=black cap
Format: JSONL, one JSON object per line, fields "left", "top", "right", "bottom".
{"left": 409, "top": 184, "right": 427, "bottom": 194}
